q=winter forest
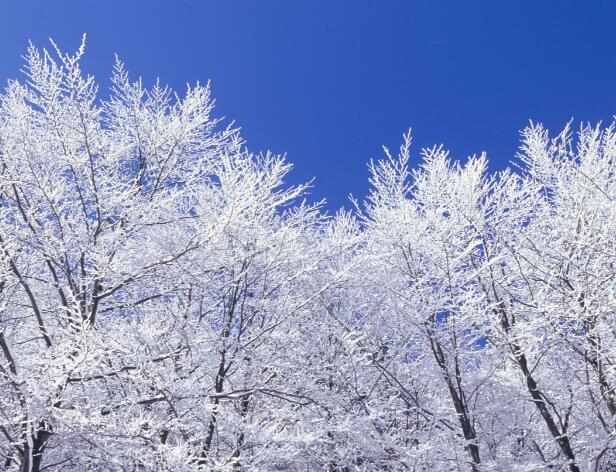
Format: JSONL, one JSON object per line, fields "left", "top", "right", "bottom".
{"left": 0, "top": 39, "right": 616, "bottom": 472}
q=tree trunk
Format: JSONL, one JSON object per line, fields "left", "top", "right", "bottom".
{"left": 20, "top": 428, "right": 51, "bottom": 472}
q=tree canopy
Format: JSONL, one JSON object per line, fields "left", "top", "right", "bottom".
{"left": 1, "top": 38, "right": 616, "bottom": 472}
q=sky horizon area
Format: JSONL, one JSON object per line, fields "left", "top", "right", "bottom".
{"left": 1, "top": 0, "right": 615, "bottom": 211}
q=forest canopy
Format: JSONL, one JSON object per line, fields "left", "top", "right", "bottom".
{"left": 1, "top": 38, "right": 615, "bottom": 472}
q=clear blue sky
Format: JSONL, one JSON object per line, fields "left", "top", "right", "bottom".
{"left": 1, "top": 1, "right": 615, "bottom": 210}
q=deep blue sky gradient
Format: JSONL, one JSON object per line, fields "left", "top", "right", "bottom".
{"left": 1, "top": 1, "right": 615, "bottom": 210}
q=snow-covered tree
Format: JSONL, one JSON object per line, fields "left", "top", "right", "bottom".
{"left": 0, "top": 37, "right": 615, "bottom": 471}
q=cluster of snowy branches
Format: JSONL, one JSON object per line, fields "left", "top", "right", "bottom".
{"left": 1, "top": 39, "right": 615, "bottom": 472}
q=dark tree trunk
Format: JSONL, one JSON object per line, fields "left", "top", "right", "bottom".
{"left": 494, "top": 301, "right": 580, "bottom": 472}
{"left": 19, "top": 427, "right": 51, "bottom": 472}
{"left": 428, "top": 332, "right": 481, "bottom": 472}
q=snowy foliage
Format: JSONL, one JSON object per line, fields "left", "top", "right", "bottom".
{"left": 0, "top": 38, "right": 615, "bottom": 471}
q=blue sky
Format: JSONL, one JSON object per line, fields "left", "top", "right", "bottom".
{"left": 1, "top": 1, "right": 615, "bottom": 210}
